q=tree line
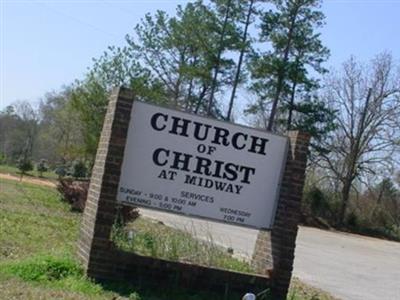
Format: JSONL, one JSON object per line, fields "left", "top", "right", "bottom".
{"left": 1, "top": 0, "right": 399, "bottom": 236}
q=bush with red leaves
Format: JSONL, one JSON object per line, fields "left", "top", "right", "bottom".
{"left": 57, "top": 179, "right": 139, "bottom": 223}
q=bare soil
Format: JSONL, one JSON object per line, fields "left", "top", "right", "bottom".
{"left": 0, "top": 173, "right": 57, "bottom": 188}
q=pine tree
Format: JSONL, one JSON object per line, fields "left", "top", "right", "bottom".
{"left": 249, "top": 0, "right": 329, "bottom": 132}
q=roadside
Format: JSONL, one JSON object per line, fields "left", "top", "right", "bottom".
{"left": 0, "top": 178, "right": 336, "bottom": 300}
{"left": 294, "top": 226, "right": 400, "bottom": 300}
{"left": 140, "top": 209, "right": 400, "bottom": 300}
{"left": 0, "top": 173, "right": 56, "bottom": 188}
{"left": 2, "top": 171, "right": 399, "bottom": 299}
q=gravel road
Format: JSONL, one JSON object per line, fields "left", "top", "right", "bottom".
{"left": 140, "top": 208, "right": 400, "bottom": 300}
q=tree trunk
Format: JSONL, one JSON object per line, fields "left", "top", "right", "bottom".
{"left": 207, "top": 0, "right": 232, "bottom": 116}
{"left": 287, "top": 81, "right": 297, "bottom": 130}
{"left": 339, "top": 179, "right": 352, "bottom": 226}
{"left": 226, "top": 0, "right": 254, "bottom": 121}
{"left": 267, "top": 5, "right": 300, "bottom": 131}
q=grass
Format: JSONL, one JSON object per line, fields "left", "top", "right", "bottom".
{"left": 0, "top": 164, "right": 59, "bottom": 181}
{"left": 112, "top": 217, "right": 254, "bottom": 273}
{"left": 0, "top": 178, "right": 337, "bottom": 299}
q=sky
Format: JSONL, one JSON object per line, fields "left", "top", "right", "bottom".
{"left": 1, "top": 0, "right": 400, "bottom": 110}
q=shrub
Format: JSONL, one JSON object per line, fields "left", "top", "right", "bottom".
{"left": 346, "top": 211, "right": 358, "bottom": 228}
{"left": 70, "top": 160, "right": 87, "bottom": 179}
{"left": 17, "top": 157, "right": 33, "bottom": 175}
{"left": 57, "top": 179, "right": 90, "bottom": 212}
{"left": 55, "top": 164, "right": 67, "bottom": 178}
{"left": 57, "top": 179, "right": 140, "bottom": 220}
{"left": 0, "top": 152, "right": 6, "bottom": 164}
{"left": 36, "top": 159, "right": 48, "bottom": 177}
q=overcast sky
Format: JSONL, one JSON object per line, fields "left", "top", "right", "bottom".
{"left": 1, "top": 0, "right": 400, "bottom": 109}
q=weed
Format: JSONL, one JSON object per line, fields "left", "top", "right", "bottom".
{"left": 112, "top": 217, "right": 254, "bottom": 273}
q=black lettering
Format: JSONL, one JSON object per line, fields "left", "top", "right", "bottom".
{"left": 223, "top": 163, "right": 238, "bottom": 181}
{"left": 212, "top": 160, "right": 224, "bottom": 178}
{"left": 249, "top": 136, "right": 269, "bottom": 155}
{"left": 153, "top": 148, "right": 169, "bottom": 166}
{"left": 171, "top": 151, "right": 192, "bottom": 171}
{"left": 184, "top": 174, "right": 197, "bottom": 185}
{"left": 215, "top": 181, "right": 227, "bottom": 191}
{"left": 240, "top": 166, "right": 256, "bottom": 184}
{"left": 169, "top": 116, "right": 191, "bottom": 137}
{"left": 193, "top": 156, "right": 212, "bottom": 176}
{"left": 193, "top": 122, "right": 211, "bottom": 141}
{"left": 151, "top": 113, "right": 168, "bottom": 131}
{"left": 211, "top": 127, "right": 230, "bottom": 146}
{"left": 232, "top": 132, "right": 248, "bottom": 150}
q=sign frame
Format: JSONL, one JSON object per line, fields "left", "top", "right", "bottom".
{"left": 78, "top": 87, "right": 311, "bottom": 299}
{"left": 116, "top": 100, "right": 289, "bottom": 229}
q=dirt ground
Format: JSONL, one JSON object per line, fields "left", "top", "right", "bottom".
{"left": 0, "top": 173, "right": 56, "bottom": 188}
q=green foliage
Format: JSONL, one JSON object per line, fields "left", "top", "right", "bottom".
{"left": 0, "top": 256, "right": 105, "bottom": 296}
{"left": 4, "top": 256, "right": 81, "bottom": 282}
{"left": 0, "top": 152, "right": 6, "bottom": 164}
{"left": 248, "top": 0, "right": 331, "bottom": 133}
{"left": 36, "top": 159, "right": 48, "bottom": 177}
{"left": 112, "top": 217, "right": 254, "bottom": 273}
{"left": 17, "top": 157, "right": 33, "bottom": 175}
{"left": 70, "top": 77, "right": 109, "bottom": 164}
{"left": 37, "top": 88, "right": 85, "bottom": 163}
{"left": 129, "top": 292, "right": 142, "bottom": 300}
{"left": 0, "top": 102, "right": 39, "bottom": 163}
{"left": 55, "top": 164, "right": 67, "bottom": 178}
{"left": 346, "top": 211, "right": 358, "bottom": 228}
{"left": 70, "top": 160, "right": 87, "bottom": 179}
{"left": 307, "top": 187, "right": 328, "bottom": 215}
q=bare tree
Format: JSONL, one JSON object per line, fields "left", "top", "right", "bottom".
{"left": 13, "top": 101, "right": 39, "bottom": 160}
{"left": 319, "top": 53, "right": 400, "bottom": 226}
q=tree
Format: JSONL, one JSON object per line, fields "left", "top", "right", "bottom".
{"left": 129, "top": 0, "right": 244, "bottom": 117}
{"left": 249, "top": 0, "right": 329, "bottom": 131}
{"left": 0, "top": 101, "right": 39, "bottom": 163}
{"left": 226, "top": 0, "right": 257, "bottom": 121}
{"left": 17, "top": 157, "right": 33, "bottom": 177}
{"left": 319, "top": 53, "right": 400, "bottom": 226}
{"left": 37, "top": 87, "right": 85, "bottom": 163}
{"left": 36, "top": 159, "right": 48, "bottom": 177}
{"left": 91, "top": 1, "right": 242, "bottom": 118}
{"left": 69, "top": 76, "right": 109, "bottom": 165}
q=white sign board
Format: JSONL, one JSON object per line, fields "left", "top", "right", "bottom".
{"left": 117, "top": 101, "right": 288, "bottom": 229}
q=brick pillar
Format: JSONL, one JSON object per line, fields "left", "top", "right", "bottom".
{"left": 252, "top": 131, "right": 310, "bottom": 299}
{"left": 77, "top": 87, "right": 134, "bottom": 279}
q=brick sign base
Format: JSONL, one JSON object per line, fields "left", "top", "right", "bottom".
{"left": 77, "top": 87, "right": 310, "bottom": 299}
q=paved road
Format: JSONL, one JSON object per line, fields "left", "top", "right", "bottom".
{"left": 140, "top": 208, "right": 400, "bottom": 300}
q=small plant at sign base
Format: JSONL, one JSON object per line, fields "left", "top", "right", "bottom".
{"left": 129, "top": 292, "right": 142, "bottom": 300}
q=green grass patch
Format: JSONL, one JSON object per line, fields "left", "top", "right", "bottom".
{"left": 0, "top": 255, "right": 104, "bottom": 296}
{"left": 112, "top": 217, "right": 254, "bottom": 273}
{"left": 0, "top": 178, "right": 337, "bottom": 299}
{"left": 0, "top": 179, "right": 79, "bottom": 260}
{"left": 0, "top": 164, "right": 58, "bottom": 180}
